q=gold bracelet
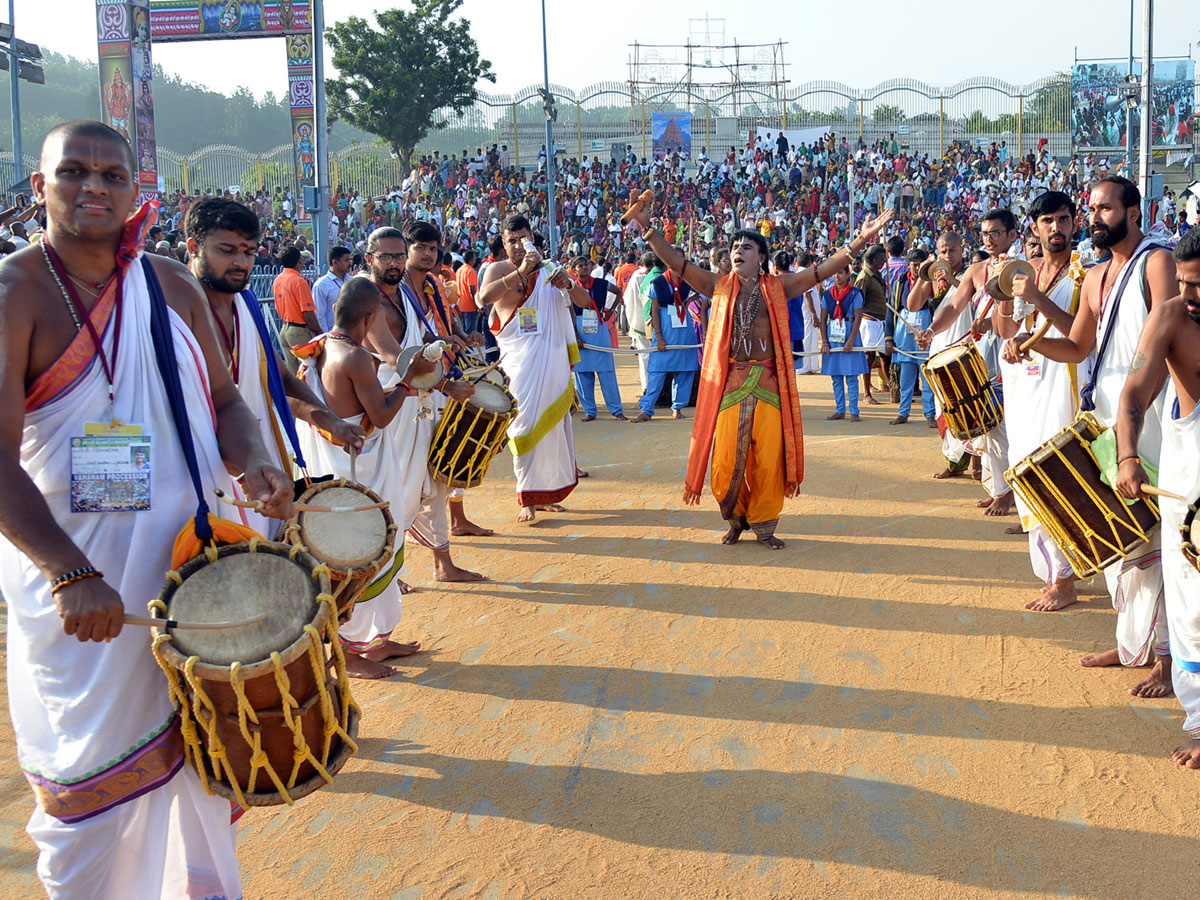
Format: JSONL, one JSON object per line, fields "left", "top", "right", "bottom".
{"left": 644, "top": 227, "right": 658, "bottom": 239}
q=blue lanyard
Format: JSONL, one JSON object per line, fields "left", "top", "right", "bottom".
{"left": 400, "top": 282, "right": 463, "bottom": 379}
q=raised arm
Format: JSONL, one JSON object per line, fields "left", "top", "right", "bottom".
{"left": 1115, "top": 301, "right": 1177, "bottom": 498}
{"left": 778, "top": 209, "right": 894, "bottom": 296}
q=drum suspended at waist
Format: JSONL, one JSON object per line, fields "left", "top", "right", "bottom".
{"left": 429, "top": 380, "right": 517, "bottom": 489}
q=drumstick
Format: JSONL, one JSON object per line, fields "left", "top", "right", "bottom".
{"left": 348, "top": 445, "right": 358, "bottom": 485}
{"left": 466, "top": 358, "right": 503, "bottom": 384}
{"left": 214, "top": 489, "right": 388, "bottom": 514}
{"left": 1140, "top": 484, "right": 1187, "bottom": 502}
{"left": 1019, "top": 318, "right": 1052, "bottom": 353}
{"left": 126, "top": 612, "right": 269, "bottom": 630}
{"left": 620, "top": 189, "right": 654, "bottom": 226}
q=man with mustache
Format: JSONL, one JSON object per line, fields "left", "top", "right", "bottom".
{"left": 1032, "top": 176, "right": 1178, "bottom": 698}
{"left": 997, "top": 191, "right": 1088, "bottom": 612}
{"left": 1115, "top": 226, "right": 1200, "bottom": 765}
{"left": 184, "top": 197, "right": 364, "bottom": 538}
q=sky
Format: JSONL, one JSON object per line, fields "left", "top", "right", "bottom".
{"left": 12, "top": 0, "right": 1199, "bottom": 99}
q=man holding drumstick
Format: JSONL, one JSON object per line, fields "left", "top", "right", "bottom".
{"left": 0, "top": 121, "right": 293, "bottom": 898}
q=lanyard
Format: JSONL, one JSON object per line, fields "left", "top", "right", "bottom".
{"left": 399, "top": 280, "right": 464, "bottom": 378}
{"left": 208, "top": 297, "right": 240, "bottom": 384}
{"left": 43, "top": 240, "right": 123, "bottom": 413}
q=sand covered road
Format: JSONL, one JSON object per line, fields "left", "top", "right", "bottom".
{"left": 1, "top": 359, "right": 1194, "bottom": 899}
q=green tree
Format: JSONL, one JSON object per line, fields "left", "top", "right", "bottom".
{"left": 872, "top": 104, "right": 905, "bottom": 123}
{"left": 326, "top": 0, "right": 495, "bottom": 171}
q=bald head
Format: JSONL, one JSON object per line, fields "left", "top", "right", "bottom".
{"left": 333, "top": 276, "right": 381, "bottom": 330}
{"left": 40, "top": 120, "right": 134, "bottom": 173}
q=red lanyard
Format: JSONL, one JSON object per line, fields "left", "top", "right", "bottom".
{"left": 43, "top": 241, "right": 123, "bottom": 410}
{"left": 208, "top": 297, "right": 240, "bottom": 384}
{"left": 830, "top": 283, "right": 851, "bottom": 320}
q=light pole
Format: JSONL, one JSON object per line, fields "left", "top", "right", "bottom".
{"left": 1126, "top": 0, "right": 1134, "bottom": 178}
{"left": 8, "top": 0, "right": 20, "bottom": 184}
{"left": 311, "top": 0, "right": 329, "bottom": 275}
{"left": 1138, "top": 0, "right": 1154, "bottom": 225}
{"left": 540, "top": 0, "right": 557, "bottom": 254}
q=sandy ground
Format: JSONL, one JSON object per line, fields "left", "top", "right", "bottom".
{"left": 2, "top": 357, "right": 1198, "bottom": 899}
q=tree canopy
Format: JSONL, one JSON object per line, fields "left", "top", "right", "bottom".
{"left": 325, "top": 0, "right": 495, "bottom": 170}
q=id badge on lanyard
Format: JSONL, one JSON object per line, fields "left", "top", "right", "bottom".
{"left": 70, "top": 423, "right": 151, "bottom": 512}
{"left": 829, "top": 319, "right": 848, "bottom": 344}
{"left": 518, "top": 306, "right": 540, "bottom": 335}
{"left": 581, "top": 308, "right": 599, "bottom": 334}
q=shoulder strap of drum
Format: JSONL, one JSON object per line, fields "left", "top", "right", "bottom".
{"left": 1079, "top": 242, "right": 1154, "bottom": 412}
{"left": 143, "top": 256, "right": 213, "bottom": 542}
{"left": 240, "top": 286, "right": 307, "bottom": 470}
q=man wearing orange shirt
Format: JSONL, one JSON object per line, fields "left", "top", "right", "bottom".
{"left": 456, "top": 249, "right": 480, "bottom": 334}
{"left": 273, "top": 246, "right": 319, "bottom": 373}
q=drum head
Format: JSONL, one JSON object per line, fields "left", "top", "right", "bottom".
{"left": 928, "top": 344, "right": 973, "bottom": 367}
{"left": 167, "top": 548, "right": 319, "bottom": 665}
{"left": 396, "top": 345, "right": 445, "bottom": 390}
{"left": 1190, "top": 508, "right": 1200, "bottom": 548}
{"left": 300, "top": 489, "right": 388, "bottom": 566}
{"left": 472, "top": 381, "right": 515, "bottom": 414}
{"left": 299, "top": 485, "right": 389, "bottom": 569}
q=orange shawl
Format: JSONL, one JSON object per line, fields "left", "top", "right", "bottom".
{"left": 684, "top": 272, "right": 804, "bottom": 498}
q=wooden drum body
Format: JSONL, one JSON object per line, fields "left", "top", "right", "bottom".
{"left": 1005, "top": 414, "right": 1160, "bottom": 578}
{"left": 922, "top": 342, "right": 1003, "bottom": 440}
{"left": 1183, "top": 499, "right": 1200, "bottom": 573}
{"left": 429, "top": 381, "right": 516, "bottom": 489}
{"left": 285, "top": 480, "right": 397, "bottom": 618}
{"left": 151, "top": 540, "right": 359, "bottom": 807}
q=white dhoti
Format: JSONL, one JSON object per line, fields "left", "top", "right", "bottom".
{"left": 1159, "top": 389, "right": 1200, "bottom": 732}
{"left": 1092, "top": 240, "right": 1168, "bottom": 665}
{"left": 2, "top": 256, "right": 241, "bottom": 898}
{"left": 1000, "top": 271, "right": 1092, "bottom": 584}
{"left": 496, "top": 270, "right": 579, "bottom": 508}
{"left": 929, "top": 285, "right": 973, "bottom": 466}
{"left": 297, "top": 355, "right": 414, "bottom": 653}
{"left": 797, "top": 290, "right": 821, "bottom": 375}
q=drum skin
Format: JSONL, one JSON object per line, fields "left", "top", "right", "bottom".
{"left": 152, "top": 541, "right": 359, "bottom": 806}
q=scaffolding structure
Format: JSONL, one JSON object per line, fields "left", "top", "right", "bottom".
{"left": 628, "top": 19, "right": 789, "bottom": 122}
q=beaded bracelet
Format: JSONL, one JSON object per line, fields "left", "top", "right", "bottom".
{"left": 50, "top": 566, "right": 103, "bottom": 595}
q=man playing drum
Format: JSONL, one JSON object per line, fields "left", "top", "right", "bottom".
{"left": 184, "top": 197, "right": 365, "bottom": 537}
{"left": 0, "top": 120, "right": 294, "bottom": 898}
{"left": 997, "top": 191, "right": 1090, "bottom": 612}
{"left": 917, "top": 211, "right": 1019, "bottom": 520}
{"left": 1115, "top": 226, "right": 1200, "bottom": 758}
{"left": 362, "top": 226, "right": 484, "bottom": 584}
{"left": 1033, "top": 176, "right": 1177, "bottom": 698}
{"left": 295, "top": 276, "right": 437, "bottom": 679}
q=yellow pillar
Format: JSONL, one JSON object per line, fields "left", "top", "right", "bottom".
{"left": 705, "top": 100, "right": 711, "bottom": 152}
{"left": 577, "top": 100, "right": 583, "bottom": 160}
{"left": 331, "top": 157, "right": 340, "bottom": 193}
{"left": 1017, "top": 94, "right": 1024, "bottom": 158}
{"left": 512, "top": 102, "right": 519, "bottom": 167}
{"left": 859, "top": 99, "right": 864, "bottom": 139}
{"left": 256, "top": 156, "right": 264, "bottom": 192}
{"left": 181, "top": 158, "right": 189, "bottom": 194}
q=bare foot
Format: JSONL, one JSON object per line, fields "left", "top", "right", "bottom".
{"left": 933, "top": 467, "right": 963, "bottom": 479}
{"left": 672, "top": 409, "right": 688, "bottom": 419}
{"left": 1025, "top": 579, "right": 1079, "bottom": 612}
{"left": 975, "top": 497, "right": 994, "bottom": 509}
{"left": 826, "top": 412, "right": 845, "bottom": 421}
{"left": 721, "top": 524, "right": 743, "bottom": 545}
{"left": 864, "top": 395, "right": 881, "bottom": 406}
{"left": 926, "top": 417, "right": 938, "bottom": 428}
{"left": 1081, "top": 647, "right": 1122, "bottom": 668}
{"left": 985, "top": 493, "right": 1016, "bottom": 517}
{"left": 344, "top": 653, "right": 398, "bottom": 680}
{"left": 449, "top": 504, "right": 494, "bottom": 537}
{"left": 535, "top": 503, "right": 567, "bottom": 512}
{"left": 971, "top": 457, "right": 983, "bottom": 481}
{"left": 613, "top": 413, "right": 629, "bottom": 421}
{"left": 1131, "top": 656, "right": 1174, "bottom": 698}
{"left": 576, "top": 467, "right": 590, "bottom": 479}
{"left": 630, "top": 412, "right": 652, "bottom": 423}
{"left": 363, "top": 639, "right": 422, "bottom": 661}
{"left": 1171, "top": 738, "right": 1200, "bottom": 768}
{"left": 435, "top": 560, "right": 488, "bottom": 582}
{"left": 1004, "top": 524, "right": 1024, "bottom": 535}
{"left": 580, "top": 414, "right": 596, "bottom": 422}
{"left": 518, "top": 506, "right": 536, "bottom": 524}
{"left": 848, "top": 414, "right": 861, "bottom": 422}
{"left": 397, "top": 578, "right": 417, "bottom": 594}
{"left": 757, "top": 534, "right": 786, "bottom": 550}
{"left": 889, "top": 416, "right": 909, "bottom": 425}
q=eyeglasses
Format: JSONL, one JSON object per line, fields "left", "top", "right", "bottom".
{"left": 979, "top": 230, "right": 1008, "bottom": 240}
{"left": 369, "top": 252, "right": 405, "bottom": 264}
